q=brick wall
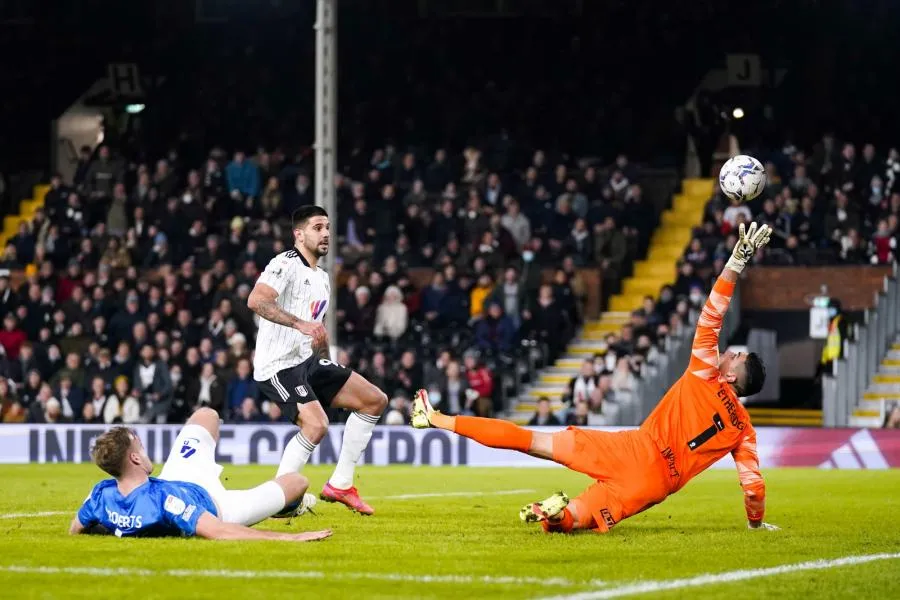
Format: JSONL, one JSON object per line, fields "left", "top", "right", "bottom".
{"left": 742, "top": 266, "right": 893, "bottom": 311}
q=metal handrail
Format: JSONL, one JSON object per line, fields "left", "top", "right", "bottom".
{"left": 823, "top": 262, "right": 900, "bottom": 426}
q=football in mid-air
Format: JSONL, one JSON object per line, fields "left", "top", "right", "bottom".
{"left": 718, "top": 155, "right": 766, "bottom": 202}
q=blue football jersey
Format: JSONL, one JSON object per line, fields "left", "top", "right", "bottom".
{"left": 77, "top": 477, "right": 218, "bottom": 537}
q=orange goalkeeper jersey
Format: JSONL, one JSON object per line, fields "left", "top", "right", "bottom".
{"left": 640, "top": 276, "right": 766, "bottom": 523}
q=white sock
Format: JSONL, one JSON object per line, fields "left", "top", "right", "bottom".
{"left": 329, "top": 411, "right": 379, "bottom": 490}
{"left": 276, "top": 431, "right": 317, "bottom": 478}
{"left": 218, "top": 481, "right": 286, "bottom": 526}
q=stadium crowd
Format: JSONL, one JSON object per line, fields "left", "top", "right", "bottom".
{"left": 1, "top": 132, "right": 898, "bottom": 426}
{"left": 696, "top": 139, "right": 900, "bottom": 270}
{"left": 0, "top": 137, "right": 664, "bottom": 426}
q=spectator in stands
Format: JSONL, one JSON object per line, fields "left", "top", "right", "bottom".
{"left": 463, "top": 351, "right": 494, "bottom": 417}
{"left": 723, "top": 196, "right": 752, "bottom": 228}
{"left": 188, "top": 362, "right": 225, "bottom": 418}
{"left": 0, "top": 314, "right": 26, "bottom": 360}
{"left": 234, "top": 397, "right": 262, "bottom": 423}
{"left": 528, "top": 397, "right": 561, "bottom": 426}
{"left": 501, "top": 198, "right": 531, "bottom": 251}
{"left": 103, "top": 375, "right": 141, "bottom": 424}
{"left": 474, "top": 301, "right": 516, "bottom": 355}
{"left": 565, "top": 400, "right": 590, "bottom": 426}
{"left": 133, "top": 344, "right": 173, "bottom": 423}
{"left": 594, "top": 216, "right": 626, "bottom": 308}
{"left": 434, "top": 359, "right": 470, "bottom": 416}
{"left": 225, "top": 151, "right": 260, "bottom": 201}
{"left": 488, "top": 267, "right": 525, "bottom": 329}
{"left": 226, "top": 358, "right": 259, "bottom": 420}
{"left": 395, "top": 351, "right": 423, "bottom": 397}
{"left": 0, "top": 378, "right": 24, "bottom": 423}
{"left": 374, "top": 285, "right": 408, "bottom": 341}
{"left": 522, "top": 284, "right": 568, "bottom": 363}
{"left": 469, "top": 273, "right": 495, "bottom": 321}
{"left": 611, "top": 356, "right": 638, "bottom": 392}
{"left": 28, "top": 383, "right": 60, "bottom": 423}
{"left": 383, "top": 393, "right": 411, "bottom": 425}
{"left": 55, "top": 374, "right": 85, "bottom": 421}
{"left": 564, "top": 359, "right": 600, "bottom": 410}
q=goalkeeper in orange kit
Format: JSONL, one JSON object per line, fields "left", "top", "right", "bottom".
{"left": 412, "top": 222, "right": 780, "bottom": 533}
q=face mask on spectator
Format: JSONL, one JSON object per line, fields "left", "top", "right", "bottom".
{"left": 522, "top": 251, "right": 534, "bottom": 263}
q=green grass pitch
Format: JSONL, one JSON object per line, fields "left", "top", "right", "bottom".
{"left": 1, "top": 464, "right": 899, "bottom": 599}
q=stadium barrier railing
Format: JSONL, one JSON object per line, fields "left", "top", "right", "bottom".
{"left": 824, "top": 262, "right": 900, "bottom": 427}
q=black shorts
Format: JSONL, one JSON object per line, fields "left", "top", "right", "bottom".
{"left": 258, "top": 356, "right": 353, "bottom": 411}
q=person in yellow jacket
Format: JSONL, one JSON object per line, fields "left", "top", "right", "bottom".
{"left": 820, "top": 299, "right": 846, "bottom": 369}
{"left": 469, "top": 273, "right": 495, "bottom": 320}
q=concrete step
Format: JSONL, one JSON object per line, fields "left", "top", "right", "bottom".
{"left": 646, "top": 247, "right": 685, "bottom": 263}
{"left": 874, "top": 374, "right": 900, "bottom": 384}
{"left": 515, "top": 400, "right": 566, "bottom": 413}
{"left": 527, "top": 386, "right": 567, "bottom": 398}
{"left": 555, "top": 357, "right": 591, "bottom": 369}
{"left": 539, "top": 373, "right": 574, "bottom": 385}
{"left": 583, "top": 321, "right": 628, "bottom": 334}
{"left": 682, "top": 178, "right": 715, "bottom": 197}
{"left": 863, "top": 391, "right": 900, "bottom": 400}
{"left": 849, "top": 415, "right": 882, "bottom": 428}
{"left": 608, "top": 295, "right": 643, "bottom": 313}
{"left": 633, "top": 261, "right": 677, "bottom": 279}
{"left": 623, "top": 277, "right": 668, "bottom": 296}
{"left": 566, "top": 344, "right": 609, "bottom": 356}
{"left": 751, "top": 417, "right": 823, "bottom": 426}
{"left": 747, "top": 408, "right": 822, "bottom": 419}
{"left": 852, "top": 408, "right": 881, "bottom": 418}
{"left": 747, "top": 408, "right": 822, "bottom": 426}
{"left": 582, "top": 329, "right": 622, "bottom": 340}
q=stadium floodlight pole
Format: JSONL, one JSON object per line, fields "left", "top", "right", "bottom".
{"left": 314, "top": 0, "right": 338, "bottom": 355}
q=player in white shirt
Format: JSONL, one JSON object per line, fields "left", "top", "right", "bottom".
{"left": 248, "top": 206, "right": 388, "bottom": 515}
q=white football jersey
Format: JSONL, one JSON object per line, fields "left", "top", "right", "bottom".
{"left": 252, "top": 249, "right": 331, "bottom": 381}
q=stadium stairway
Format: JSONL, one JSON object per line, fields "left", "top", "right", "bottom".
{"left": 506, "top": 178, "right": 713, "bottom": 424}
{"left": 850, "top": 338, "right": 900, "bottom": 427}
{"left": 0, "top": 184, "right": 49, "bottom": 248}
{"left": 746, "top": 408, "right": 823, "bottom": 427}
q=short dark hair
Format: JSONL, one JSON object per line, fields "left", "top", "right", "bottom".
{"left": 738, "top": 352, "right": 766, "bottom": 397}
{"left": 292, "top": 206, "right": 328, "bottom": 229}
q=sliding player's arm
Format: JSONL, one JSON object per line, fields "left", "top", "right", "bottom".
{"left": 731, "top": 427, "right": 778, "bottom": 530}
{"left": 70, "top": 488, "right": 102, "bottom": 535}
{"left": 69, "top": 517, "right": 86, "bottom": 535}
{"left": 687, "top": 223, "right": 772, "bottom": 381}
{"left": 248, "top": 255, "right": 325, "bottom": 342}
{"left": 194, "top": 512, "right": 332, "bottom": 542}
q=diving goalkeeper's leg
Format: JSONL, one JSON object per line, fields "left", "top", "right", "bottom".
{"left": 411, "top": 389, "right": 554, "bottom": 459}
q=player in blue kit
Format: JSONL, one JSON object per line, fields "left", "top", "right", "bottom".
{"left": 70, "top": 407, "right": 332, "bottom": 541}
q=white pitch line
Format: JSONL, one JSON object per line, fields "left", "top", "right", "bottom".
{"left": 535, "top": 552, "right": 900, "bottom": 600}
{"left": 370, "top": 489, "right": 536, "bottom": 500}
{"left": 0, "top": 490, "right": 537, "bottom": 519}
{"left": 0, "top": 511, "right": 68, "bottom": 519}
{"left": 0, "top": 565, "right": 602, "bottom": 588}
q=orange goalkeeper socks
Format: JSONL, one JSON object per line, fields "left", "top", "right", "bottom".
{"left": 452, "top": 416, "right": 534, "bottom": 453}
{"left": 542, "top": 508, "right": 575, "bottom": 533}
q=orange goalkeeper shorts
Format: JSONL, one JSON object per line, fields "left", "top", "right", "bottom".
{"left": 551, "top": 427, "right": 671, "bottom": 532}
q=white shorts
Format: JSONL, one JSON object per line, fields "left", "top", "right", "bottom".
{"left": 159, "top": 424, "right": 285, "bottom": 526}
{"left": 159, "top": 424, "right": 228, "bottom": 510}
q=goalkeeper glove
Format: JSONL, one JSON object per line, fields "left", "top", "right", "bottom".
{"left": 725, "top": 222, "right": 773, "bottom": 274}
